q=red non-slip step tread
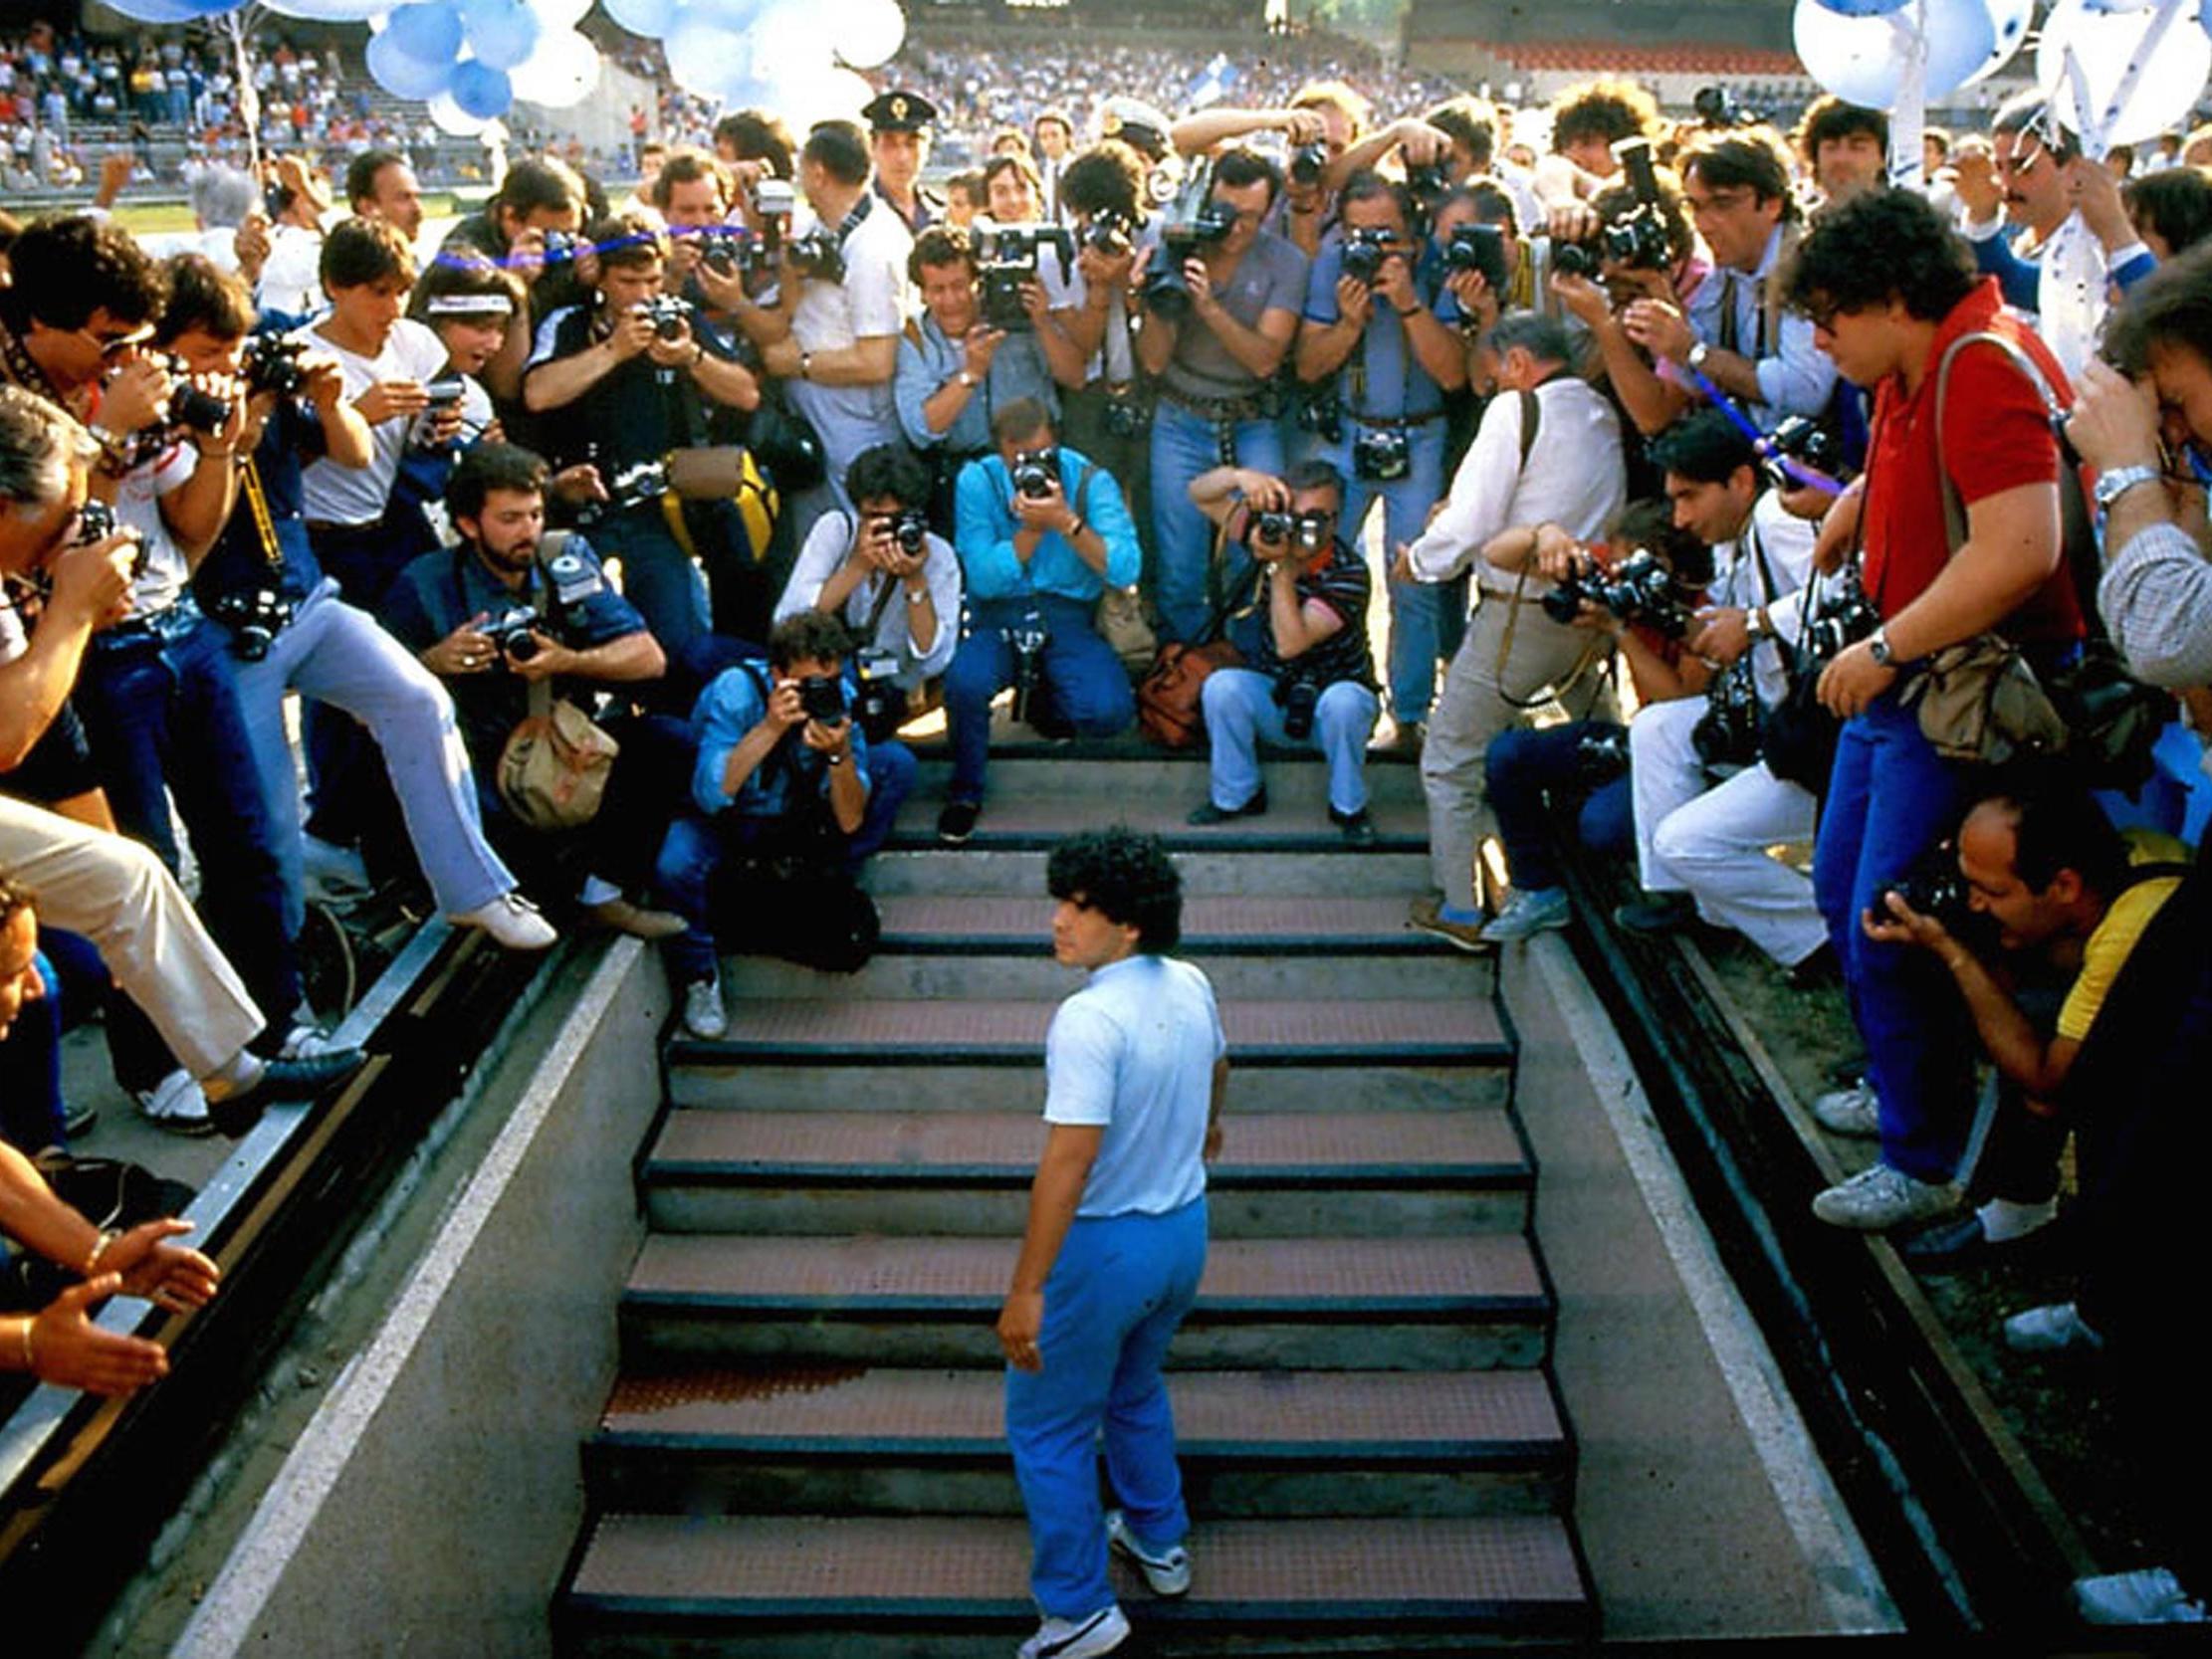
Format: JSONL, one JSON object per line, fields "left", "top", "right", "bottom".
{"left": 627, "top": 1234, "right": 1544, "bottom": 1304}
{"left": 690, "top": 998, "right": 1505, "bottom": 1051}
{"left": 570, "top": 1513, "right": 1588, "bottom": 1608}
{"left": 602, "top": 1366, "right": 1563, "bottom": 1447}
{"left": 874, "top": 893, "right": 1452, "bottom": 941}
{"left": 648, "top": 1110, "right": 1526, "bottom": 1175}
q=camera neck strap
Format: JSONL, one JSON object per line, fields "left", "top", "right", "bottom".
{"left": 237, "top": 457, "right": 284, "bottom": 571}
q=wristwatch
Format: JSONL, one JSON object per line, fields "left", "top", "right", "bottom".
{"left": 955, "top": 369, "right": 978, "bottom": 388}
{"left": 798, "top": 350, "right": 813, "bottom": 381}
{"left": 2093, "top": 462, "right": 2162, "bottom": 513}
{"left": 1685, "top": 340, "right": 1711, "bottom": 371}
{"left": 1868, "top": 626, "right": 1895, "bottom": 668}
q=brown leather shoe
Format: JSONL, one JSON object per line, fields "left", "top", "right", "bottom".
{"left": 587, "top": 898, "right": 690, "bottom": 940}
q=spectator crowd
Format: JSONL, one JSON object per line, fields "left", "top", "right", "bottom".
{"left": 2, "top": 21, "right": 2212, "bottom": 1649}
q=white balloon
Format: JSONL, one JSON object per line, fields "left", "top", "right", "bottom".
{"left": 753, "top": 0, "right": 833, "bottom": 78}
{"left": 831, "top": 0, "right": 906, "bottom": 70}
{"left": 428, "top": 88, "right": 492, "bottom": 135}
{"left": 529, "top": 0, "right": 593, "bottom": 22}
{"left": 782, "top": 64, "right": 874, "bottom": 129}
{"left": 1791, "top": 0, "right": 1995, "bottom": 106}
{"left": 661, "top": 9, "right": 762, "bottom": 101}
{"left": 2037, "top": 0, "right": 2212, "bottom": 146}
{"left": 509, "top": 27, "right": 601, "bottom": 107}
{"left": 1964, "top": 0, "right": 2035, "bottom": 84}
{"left": 259, "top": 0, "right": 386, "bottom": 18}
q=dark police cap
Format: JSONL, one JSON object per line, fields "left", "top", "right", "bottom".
{"left": 863, "top": 90, "right": 938, "bottom": 133}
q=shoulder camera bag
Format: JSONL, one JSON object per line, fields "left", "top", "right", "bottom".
{"left": 495, "top": 531, "right": 622, "bottom": 831}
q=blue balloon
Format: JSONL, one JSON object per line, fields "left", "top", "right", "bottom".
{"left": 367, "top": 29, "right": 458, "bottom": 100}
{"left": 459, "top": 0, "right": 542, "bottom": 70}
{"left": 449, "top": 59, "right": 514, "bottom": 119}
{"left": 1811, "top": 0, "right": 1910, "bottom": 13}
{"left": 602, "top": 0, "right": 678, "bottom": 36}
{"left": 385, "top": 0, "right": 464, "bottom": 65}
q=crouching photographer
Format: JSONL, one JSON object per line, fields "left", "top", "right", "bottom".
{"left": 656, "top": 611, "right": 913, "bottom": 1039}
{"left": 1184, "top": 463, "right": 1380, "bottom": 844}
{"left": 379, "top": 444, "right": 692, "bottom": 940}
{"left": 1477, "top": 500, "right": 1713, "bottom": 942}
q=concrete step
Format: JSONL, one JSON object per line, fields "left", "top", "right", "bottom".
{"left": 558, "top": 1514, "right": 1595, "bottom": 1657}
{"left": 912, "top": 752, "right": 1427, "bottom": 810}
{"left": 619, "top": 1235, "right": 1552, "bottom": 1371}
{"left": 585, "top": 1366, "right": 1571, "bottom": 1520}
{"left": 866, "top": 847, "right": 1434, "bottom": 899}
{"left": 709, "top": 949, "right": 1489, "bottom": 1003}
{"left": 642, "top": 1111, "right": 1534, "bottom": 1237}
{"left": 888, "top": 790, "right": 1428, "bottom": 853}
{"left": 870, "top": 893, "right": 1484, "bottom": 957}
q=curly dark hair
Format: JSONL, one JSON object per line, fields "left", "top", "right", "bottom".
{"left": 2101, "top": 240, "right": 2212, "bottom": 375}
{"left": 909, "top": 224, "right": 979, "bottom": 286}
{"left": 447, "top": 442, "right": 549, "bottom": 523}
{"left": 321, "top": 216, "right": 417, "bottom": 293}
{"left": 1648, "top": 407, "right": 1758, "bottom": 488}
{"left": 1047, "top": 828, "right": 1183, "bottom": 952}
{"left": 154, "top": 252, "right": 255, "bottom": 345}
{"left": 1551, "top": 79, "right": 1661, "bottom": 153}
{"left": 1795, "top": 97, "right": 1888, "bottom": 166}
{"left": 1681, "top": 128, "right": 1798, "bottom": 220}
{"left": 0, "top": 213, "right": 168, "bottom": 333}
{"left": 769, "top": 608, "right": 854, "bottom": 671}
{"left": 1783, "top": 188, "right": 1978, "bottom": 324}
{"left": 1610, "top": 497, "right": 1713, "bottom": 587}
{"left": 1059, "top": 141, "right": 1145, "bottom": 223}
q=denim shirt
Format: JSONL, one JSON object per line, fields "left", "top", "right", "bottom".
{"left": 688, "top": 658, "right": 874, "bottom": 820}
{"left": 952, "top": 448, "right": 1141, "bottom": 605}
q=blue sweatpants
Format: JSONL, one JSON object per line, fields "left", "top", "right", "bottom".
{"left": 1005, "top": 1196, "right": 1209, "bottom": 1619}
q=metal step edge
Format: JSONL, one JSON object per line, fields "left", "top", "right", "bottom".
{"left": 618, "top": 1293, "right": 1554, "bottom": 1321}
{"left": 641, "top": 1161, "right": 1535, "bottom": 1192}
{"left": 665, "top": 1040, "right": 1517, "bottom": 1069}
{"left": 583, "top": 1431, "right": 1568, "bottom": 1472}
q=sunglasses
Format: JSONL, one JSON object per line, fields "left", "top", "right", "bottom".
{"left": 85, "top": 325, "right": 153, "bottom": 359}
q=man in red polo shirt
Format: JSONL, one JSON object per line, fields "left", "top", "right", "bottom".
{"left": 1782, "top": 189, "right": 2085, "bottom": 1231}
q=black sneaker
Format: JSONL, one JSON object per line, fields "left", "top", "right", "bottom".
{"left": 1187, "top": 788, "right": 1267, "bottom": 826}
{"left": 1613, "top": 891, "right": 1696, "bottom": 934}
{"left": 937, "top": 799, "right": 982, "bottom": 845}
{"left": 209, "top": 1047, "right": 369, "bottom": 1138}
{"left": 1329, "top": 806, "right": 1378, "bottom": 846}
{"left": 1786, "top": 942, "right": 1840, "bottom": 990}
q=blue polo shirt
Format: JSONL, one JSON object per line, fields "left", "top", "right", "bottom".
{"left": 1303, "top": 233, "right": 1460, "bottom": 423}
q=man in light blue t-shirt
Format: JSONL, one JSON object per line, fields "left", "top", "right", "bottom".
{"left": 998, "top": 828, "right": 1225, "bottom": 1659}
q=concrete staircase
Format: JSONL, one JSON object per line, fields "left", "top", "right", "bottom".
{"left": 554, "top": 741, "right": 1597, "bottom": 1655}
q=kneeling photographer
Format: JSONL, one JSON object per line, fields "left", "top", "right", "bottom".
{"left": 1186, "top": 462, "right": 1381, "bottom": 844}
{"left": 1477, "top": 500, "right": 1712, "bottom": 941}
{"left": 655, "top": 610, "right": 912, "bottom": 1040}
{"left": 380, "top": 444, "right": 691, "bottom": 941}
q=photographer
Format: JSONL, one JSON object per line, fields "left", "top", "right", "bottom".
{"left": 1544, "top": 160, "right": 1703, "bottom": 438}
{"left": 1185, "top": 462, "right": 1380, "bottom": 843}
{"left": 440, "top": 156, "right": 591, "bottom": 388}
{"left": 522, "top": 213, "right": 761, "bottom": 662}
{"left": 1622, "top": 129, "right": 1838, "bottom": 431}
{"left": 380, "top": 443, "right": 687, "bottom": 939}
{"left": 655, "top": 610, "right": 907, "bottom": 1040}
{"left": 1532, "top": 78, "right": 1663, "bottom": 226}
{"left": 1783, "top": 188, "right": 2087, "bottom": 1233}
{"left": 231, "top": 153, "right": 330, "bottom": 323}
{"left": 164, "top": 260, "right": 557, "bottom": 954}
{"left": 1054, "top": 141, "right": 1154, "bottom": 556}
{"left": 894, "top": 225, "right": 1076, "bottom": 532}
{"left": 1617, "top": 412, "right": 1823, "bottom": 974}
{"left": 1137, "top": 148, "right": 1309, "bottom": 645}
{"left": 651, "top": 146, "right": 791, "bottom": 355}
{"left": 774, "top": 444, "right": 960, "bottom": 722}
{"left": 939, "top": 399, "right": 1140, "bottom": 845}
{"left": 1294, "top": 171, "right": 1470, "bottom": 737}
{"left": 391, "top": 252, "right": 527, "bottom": 551}
{"left": 1397, "top": 311, "right": 1627, "bottom": 946}
{"left": 1477, "top": 500, "right": 1713, "bottom": 942}
{"left": 756, "top": 120, "right": 913, "bottom": 516}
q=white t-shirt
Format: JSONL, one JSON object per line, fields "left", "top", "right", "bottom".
{"left": 256, "top": 222, "right": 325, "bottom": 321}
{"left": 774, "top": 510, "right": 962, "bottom": 689}
{"left": 110, "top": 437, "right": 200, "bottom": 616}
{"left": 784, "top": 199, "right": 913, "bottom": 470}
{"left": 299, "top": 316, "right": 448, "bottom": 525}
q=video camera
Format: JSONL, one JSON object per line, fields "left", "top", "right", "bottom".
{"left": 978, "top": 223, "right": 1076, "bottom": 332}
{"left": 1541, "top": 547, "right": 1692, "bottom": 638}
{"left": 787, "top": 225, "right": 847, "bottom": 285}
{"left": 1139, "top": 160, "right": 1237, "bottom": 321}
{"left": 1440, "top": 222, "right": 1509, "bottom": 294}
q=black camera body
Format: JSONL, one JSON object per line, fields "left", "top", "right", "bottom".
{"left": 1551, "top": 242, "right": 1597, "bottom": 281}
{"left": 1404, "top": 160, "right": 1449, "bottom": 212}
{"left": 1597, "top": 136, "right": 1674, "bottom": 272}
{"left": 1542, "top": 548, "right": 1691, "bottom": 638}
{"left": 71, "top": 499, "right": 117, "bottom": 547}
{"left": 1289, "top": 142, "right": 1330, "bottom": 188}
{"left": 1139, "top": 164, "right": 1236, "bottom": 320}
{"left": 852, "top": 646, "right": 903, "bottom": 738}
{"left": 1693, "top": 84, "right": 1767, "bottom": 129}
{"left": 242, "top": 332, "right": 309, "bottom": 397}
{"left": 1250, "top": 509, "right": 1331, "bottom": 556}
{"left": 1760, "top": 414, "right": 1843, "bottom": 482}
{"left": 875, "top": 508, "right": 930, "bottom": 553}
{"left": 1011, "top": 448, "right": 1060, "bottom": 501}
{"left": 1576, "top": 725, "right": 1633, "bottom": 786}
{"left": 1102, "top": 387, "right": 1146, "bottom": 438}
{"left": 1082, "top": 210, "right": 1138, "bottom": 260}
{"left": 486, "top": 605, "right": 548, "bottom": 664}
{"left": 209, "top": 585, "right": 295, "bottom": 662}
{"left": 163, "top": 356, "right": 233, "bottom": 437}
{"left": 638, "top": 295, "right": 691, "bottom": 341}
{"left": 540, "top": 229, "right": 581, "bottom": 271}
{"left": 1275, "top": 673, "right": 1322, "bottom": 741}
{"left": 797, "top": 673, "right": 847, "bottom": 723}
{"left": 1295, "top": 390, "right": 1345, "bottom": 445}
{"left": 1441, "top": 222, "right": 1508, "bottom": 293}
{"left": 1804, "top": 564, "right": 1881, "bottom": 664}
{"left": 1003, "top": 614, "right": 1049, "bottom": 726}
{"left": 1893, "top": 858, "right": 1973, "bottom": 933}
{"left": 1339, "top": 225, "right": 1394, "bottom": 288}
{"left": 979, "top": 223, "right": 1075, "bottom": 332}
{"left": 696, "top": 224, "right": 756, "bottom": 279}
{"left": 787, "top": 226, "right": 847, "bottom": 285}
{"left": 1352, "top": 425, "right": 1411, "bottom": 483}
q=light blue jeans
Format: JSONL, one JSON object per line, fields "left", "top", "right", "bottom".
{"left": 1150, "top": 399, "right": 1281, "bottom": 644}
{"left": 228, "top": 581, "right": 515, "bottom": 935}
{"left": 1005, "top": 1197, "right": 1208, "bottom": 1621}
{"left": 1325, "top": 419, "right": 1461, "bottom": 725}
{"left": 1201, "top": 667, "right": 1377, "bottom": 817}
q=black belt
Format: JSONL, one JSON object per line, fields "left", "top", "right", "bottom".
{"left": 1160, "top": 387, "right": 1268, "bottom": 422}
{"left": 304, "top": 518, "right": 385, "bottom": 538}
{"left": 1350, "top": 409, "right": 1443, "bottom": 429}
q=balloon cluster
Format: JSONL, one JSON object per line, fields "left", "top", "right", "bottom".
{"left": 599, "top": 0, "right": 907, "bottom": 128}
{"left": 1794, "top": 0, "right": 2208, "bottom": 151}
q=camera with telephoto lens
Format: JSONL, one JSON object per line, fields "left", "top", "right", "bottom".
{"left": 1891, "top": 848, "right": 1974, "bottom": 933}
{"left": 1140, "top": 161, "right": 1237, "bottom": 320}
{"left": 1576, "top": 725, "right": 1633, "bottom": 787}
{"left": 696, "top": 224, "right": 755, "bottom": 279}
{"left": 209, "top": 585, "right": 294, "bottom": 662}
{"left": 241, "top": 332, "right": 309, "bottom": 397}
{"left": 1759, "top": 414, "right": 1843, "bottom": 484}
{"left": 1011, "top": 448, "right": 1060, "bottom": 501}
{"left": 1003, "top": 614, "right": 1049, "bottom": 725}
{"left": 980, "top": 223, "right": 1076, "bottom": 332}
{"left": 1082, "top": 209, "right": 1138, "bottom": 259}
{"left": 1441, "top": 222, "right": 1509, "bottom": 294}
{"left": 787, "top": 225, "right": 847, "bottom": 285}
{"left": 1274, "top": 673, "right": 1321, "bottom": 741}
{"left": 1542, "top": 547, "right": 1691, "bottom": 638}
{"left": 1353, "top": 425, "right": 1412, "bottom": 483}
{"left": 1289, "top": 142, "right": 1331, "bottom": 189}
{"left": 1804, "top": 564, "right": 1881, "bottom": 664}
{"left": 797, "top": 672, "right": 848, "bottom": 725}
{"left": 162, "top": 356, "right": 233, "bottom": 437}
{"left": 753, "top": 178, "right": 795, "bottom": 252}
{"left": 1598, "top": 137, "right": 1674, "bottom": 272}
{"left": 1339, "top": 225, "right": 1394, "bottom": 288}
{"left": 485, "top": 605, "right": 548, "bottom": 664}
{"left": 638, "top": 295, "right": 691, "bottom": 341}
{"left": 875, "top": 508, "right": 930, "bottom": 554}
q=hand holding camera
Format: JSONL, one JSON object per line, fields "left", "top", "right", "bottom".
{"left": 426, "top": 611, "right": 499, "bottom": 677}
{"left": 1688, "top": 606, "right": 1753, "bottom": 665}
{"left": 606, "top": 306, "right": 659, "bottom": 363}
{"left": 1333, "top": 274, "right": 1374, "bottom": 328}
{"left": 1371, "top": 248, "right": 1419, "bottom": 315}
{"left": 354, "top": 378, "right": 431, "bottom": 426}
{"left": 50, "top": 510, "right": 139, "bottom": 630}
{"left": 1621, "top": 299, "right": 1695, "bottom": 366}
{"left": 101, "top": 354, "right": 173, "bottom": 438}
{"left": 865, "top": 510, "right": 931, "bottom": 576}
{"left": 962, "top": 324, "right": 1006, "bottom": 380}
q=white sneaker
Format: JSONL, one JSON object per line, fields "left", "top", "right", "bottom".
{"left": 682, "top": 976, "right": 728, "bottom": 1041}
{"left": 279, "top": 1021, "right": 335, "bottom": 1060}
{"left": 2004, "top": 1301, "right": 2104, "bottom": 1354}
{"left": 1811, "top": 1161, "right": 1960, "bottom": 1230}
{"left": 1106, "top": 1508, "right": 1192, "bottom": 1596}
{"left": 1480, "top": 887, "right": 1571, "bottom": 942}
{"left": 135, "top": 1068, "right": 215, "bottom": 1137}
{"left": 1016, "top": 1604, "right": 1129, "bottom": 1659}
{"left": 302, "top": 834, "right": 372, "bottom": 899}
{"left": 2074, "top": 1566, "right": 2209, "bottom": 1624}
{"left": 1810, "top": 1080, "right": 1881, "bottom": 1139}
{"left": 449, "top": 891, "right": 557, "bottom": 951}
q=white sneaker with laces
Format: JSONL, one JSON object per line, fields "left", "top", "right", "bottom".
{"left": 2004, "top": 1300, "right": 2104, "bottom": 1354}
{"left": 135, "top": 1067, "right": 215, "bottom": 1137}
{"left": 2074, "top": 1566, "right": 2209, "bottom": 1624}
{"left": 1105, "top": 1508, "right": 1192, "bottom": 1596}
{"left": 682, "top": 976, "right": 728, "bottom": 1041}
{"left": 279, "top": 1021, "right": 334, "bottom": 1060}
{"left": 1481, "top": 887, "right": 1570, "bottom": 942}
{"left": 1016, "top": 1604, "right": 1129, "bottom": 1659}
{"left": 1810, "top": 1080, "right": 1881, "bottom": 1139}
{"left": 450, "top": 891, "right": 557, "bottom": 950}
{"left": 1811, "top": 1161, "right": 1960, "bottom": 1230}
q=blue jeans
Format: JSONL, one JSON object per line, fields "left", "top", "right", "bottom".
{"left": 306, "top": 516, "right": 433, "bottom": 849}
{"left": 592, "top": 504, "right": 712, "bottom": 667}
{"left": 1486, "top": 722, "right": 1633, "bottom": 894}
{"left": 0, "top": 954, "right": 65, "bottom": 1154}
{"left": 944, "top": 597, "right": 1134, "bottom": 803}
{"left": 1813, "top": 695, "right": 1975, "bottom": 1181}
{"left": 1327, "top": 419, "right": 1463, "bottom": 724}
{"left": 655, "top": 739, "right": 915, "bottom": 983}
{"left": 1005, "top": 1197, "right": 1208, "bottom": 1620}
{"left": 1200, "top": 667, "right": 1377, "bottom": 816}
{"left": 76, "top": 614, "right": 300, "bottom": 1084}
{"left": 1150, "top": 399, "right": 1281, "bottom": 644}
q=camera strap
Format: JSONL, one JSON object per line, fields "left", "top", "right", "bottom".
{"left": 238, "top": 459, "right": 285, "bottom": 571}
